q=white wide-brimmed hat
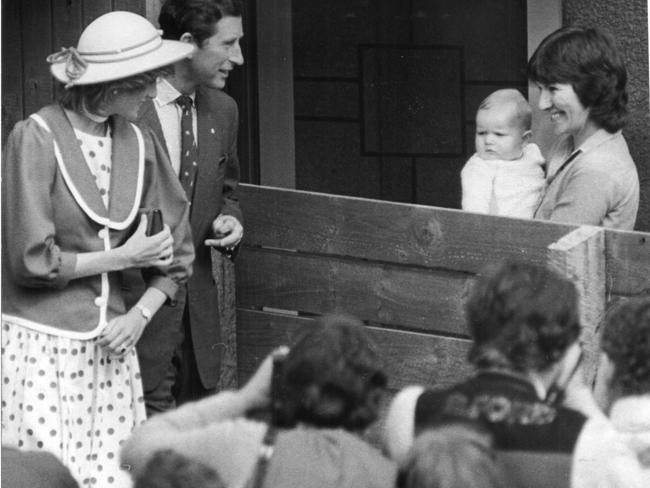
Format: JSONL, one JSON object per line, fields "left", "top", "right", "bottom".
{"left": 48, "top": 11, "right": 194, "bottom": 87}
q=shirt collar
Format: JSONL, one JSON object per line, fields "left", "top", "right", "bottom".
{"left": 575, "top": 128, "right": 620, "bottom": 154}
{"left": 547, "top": 128, "right": 620, "bottom": 181}
{"left": 154, "top": 78, "right": 196, "bottom": 108}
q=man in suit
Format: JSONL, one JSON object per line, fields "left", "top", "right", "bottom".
{"left": 134, "top": 0, "right": 244, "bottom": 414}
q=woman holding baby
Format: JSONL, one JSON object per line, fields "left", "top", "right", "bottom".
{"left": 528, "top": 26, "right": 639, "bottom": 230}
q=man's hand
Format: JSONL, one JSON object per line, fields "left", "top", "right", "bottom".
{"left": 204, "top": 214, "right": 243, "bottom": 249}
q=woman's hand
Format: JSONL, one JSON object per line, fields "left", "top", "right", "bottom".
{"left": 97, "top": 307, "right": 147, "bottom": 358}
{"left": 120, "top": 214, "right": 174, "bottom": 268}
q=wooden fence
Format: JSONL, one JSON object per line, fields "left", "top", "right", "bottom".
{"left": 214, "top": 184, "right": 649, "bottom": 391}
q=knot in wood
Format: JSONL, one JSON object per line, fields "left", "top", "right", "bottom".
{"left": 411, "top": 217, "right": 442, "bottom": 248}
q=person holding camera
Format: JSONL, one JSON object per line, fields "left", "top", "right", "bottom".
{"left": 121, "top": 314, "right": 397, "bottom": 488}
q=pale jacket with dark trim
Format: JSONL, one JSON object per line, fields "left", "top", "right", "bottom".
{"left": 1, "top": 104, "right": 194, "bottom": 338}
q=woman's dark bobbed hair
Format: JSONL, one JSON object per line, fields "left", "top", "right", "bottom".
{"left": 527, "top": 26, "right": 628, "bottom": 132}
{"left": 275, "top": 313, "right": 387, "bottom": 431}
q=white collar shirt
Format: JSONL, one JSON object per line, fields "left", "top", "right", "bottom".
{"left": 153, "top": 78, "right": 197, "bottom": 176}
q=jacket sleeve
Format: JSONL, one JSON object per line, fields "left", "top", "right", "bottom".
{"left": 140, "top": 128, "right": 194, "bottom": 299}
{"left": 120, "top": 390, "right": 265, "bottom": 482}
{"left": 1, "top": 118, "right": 77, "bottom": 289}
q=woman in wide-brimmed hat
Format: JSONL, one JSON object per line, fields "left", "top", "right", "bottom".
{"left": 1, "top": 11, "right": 195, "bottom": 486}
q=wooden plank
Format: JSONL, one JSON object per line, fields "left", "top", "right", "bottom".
{"left": 82, "top": 0, "right": 112, "bottom": 24}
{"left": 604, "top": 229, "right": 650, "bottom": 297}
{"left": 236, "top": 309, "right": 474, "bottom": 391}
{"left": 1, "top": 0, "right": 24, "bottom": 145}
{"left": 52, "top": 0, "right": 83, "bottom": 55}
{"left": 547, "top": 226, "right": 606, "bottom": 385}
{"left": 113, "top": 0, "right": 146, "bottom": 15}
{"left": 236, "top": 246, "right": 471, "bottom": 336}
{"left": 22, "top": 0, "right": 54, "bottom": 115}
{"left": 213, "top": 249, "right": 238, "bottom": 390}
{"left": 239, "top": 184, "right": 578, "bottom": 273}
{"left": 256, "top": 0, "right": 296, "bottom": 188}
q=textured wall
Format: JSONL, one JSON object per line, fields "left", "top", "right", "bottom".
{"left": 564, "top": 0, "right": 650, "bottom": 231}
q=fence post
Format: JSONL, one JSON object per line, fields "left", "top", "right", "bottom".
{"left": 547, "top": 225, "right": 606, "bottom": 385}
{"left": 212, "top": 249, "right": 238, "bottom": 389}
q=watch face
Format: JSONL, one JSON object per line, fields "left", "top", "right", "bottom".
{"left": 137, "top": 305, "right": 152, "bottom": 321}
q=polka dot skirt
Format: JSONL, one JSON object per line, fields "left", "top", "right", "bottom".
{"left": 1, "top": 320, "right": 146, "bottom": 487}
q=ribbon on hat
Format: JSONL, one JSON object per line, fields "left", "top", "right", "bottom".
{"left": 47, "top": 47, "right": 88, "bottom": 88}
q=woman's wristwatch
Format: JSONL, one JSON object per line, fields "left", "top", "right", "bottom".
{"left": 134, "top": 304, "right": 152, "bottom": 324}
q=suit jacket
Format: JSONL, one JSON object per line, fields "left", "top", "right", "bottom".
{"left": 131, "top": 86, "right": 242, "bottom": 391}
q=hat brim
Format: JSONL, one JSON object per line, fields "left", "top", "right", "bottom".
{"left": 51, "top": 40, "right": 194, "bottom": 86}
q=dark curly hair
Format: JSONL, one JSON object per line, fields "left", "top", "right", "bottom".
{"left": 275, "top": 314, "right": 387, "bottom": 431}
{"left": 527, "top": 26, "right": 628, "bottom": 132}
{"left": 465, "top": 261, "right": 581, "bottom": 372}
{"left": 601, "top": 297, "right": 650, "bottom": 396}
{"left": 159, "top": 0, "right": 243, "bottom": 46}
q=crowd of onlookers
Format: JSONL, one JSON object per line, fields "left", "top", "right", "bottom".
{"left": 4, "top": 259, "right": 648, "bottom": 488}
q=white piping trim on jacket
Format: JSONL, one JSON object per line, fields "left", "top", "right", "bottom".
{"left": 97, "top": 226, "right": 111, "bottom": 330}
{"left": 29, "top": 113, "right": 145, "bottom": 230}
{"left": 2, "top": 313, "right": 106, "bottom": 340}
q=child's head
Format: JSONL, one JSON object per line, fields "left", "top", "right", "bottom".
{"left": 475, "top": 89, "right": 532, "bottom": 161}
{"left": 397, "top": 424, "right": 510, "bottom": 488}
{"left": 133, "top": 449, "right": 225, "bottom": 488}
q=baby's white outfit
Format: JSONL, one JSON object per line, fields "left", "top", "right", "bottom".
{"left": 461, "top": 143, "right": 545, "bottom": 219}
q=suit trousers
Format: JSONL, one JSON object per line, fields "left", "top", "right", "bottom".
{"left": 144, "top": 303, "right": 217, "bottom": 417}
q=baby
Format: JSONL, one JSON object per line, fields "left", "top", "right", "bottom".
{"left": 461, "top": 89, "right": 545, "bottom": 219}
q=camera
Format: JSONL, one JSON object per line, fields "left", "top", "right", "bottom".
{"left": 270, "top": 353, "right": 290, "bottom": 427}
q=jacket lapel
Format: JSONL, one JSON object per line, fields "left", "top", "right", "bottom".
{"left": 138, "top": 99, "right": 170, "bottom": 160}
{"left": 36, "top": 105, "right": 108, "bottom": 220}
{"left": 193, "top": 89, "right": 223, "bottom": 228}
{"left": 196, "top": 88, "right": 220, "bottom": 165}
{"left": 34, "top": 104, "right": 143, "bottom": 230}
{"left": 108, "top": 116, "right": 144, "bottom": 224}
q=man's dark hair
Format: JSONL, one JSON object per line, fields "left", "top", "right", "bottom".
{"left": 159, "top": 0, "right": 243, "bottom": 46}
{"left": 466, "top": 260, "right": 581, "bottom": 372}
{"left": 527, "top": 26, "right": 628, "bottom": 132}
